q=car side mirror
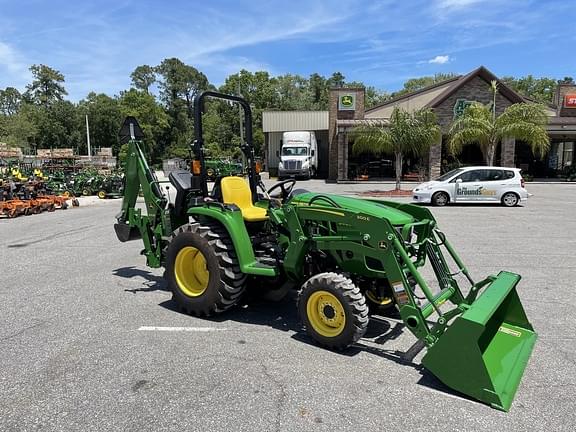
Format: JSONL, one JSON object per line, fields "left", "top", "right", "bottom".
{"left": 455, "top": 178, "right": 462, "bottom": 183}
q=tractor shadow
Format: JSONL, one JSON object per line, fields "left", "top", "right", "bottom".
{"left": 159, "top": 289, "right": 302, "bottom": 333}
{"left": 112, "top": 266, "right": 168, "bottom": 293}
{"left": 114, "top": 269, "right": 472, "bottom": 403}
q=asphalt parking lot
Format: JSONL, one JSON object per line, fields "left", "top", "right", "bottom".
{"left": 1, "top": 181, "right": 575, "bottom": 432}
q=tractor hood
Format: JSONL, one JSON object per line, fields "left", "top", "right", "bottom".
{"left": 291, "top": 193, "right": 414, "bottom": 225}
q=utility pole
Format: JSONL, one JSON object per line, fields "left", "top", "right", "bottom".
{"left": 85, "top": 114, "right": 92, "bottom": 159}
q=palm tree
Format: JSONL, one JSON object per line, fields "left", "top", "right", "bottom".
{"left": 449, "top": 82, "right": 549, "bottom": 165}
{"left": 352, "top": 107, "right": 440, "bottom": 190}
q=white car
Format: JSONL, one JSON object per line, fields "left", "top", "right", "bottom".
{"left": 412, "top": 166, "right": 529, "bottom": 207}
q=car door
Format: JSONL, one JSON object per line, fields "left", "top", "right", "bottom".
{"left": 452, "top": 169, "right": 485, "bottom": 202}
{"left": 476, "top": 169, "right": 504, "bottom": 201}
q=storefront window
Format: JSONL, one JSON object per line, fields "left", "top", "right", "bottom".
{"left": 563, "top": 142, "right": 573, "bottom": 167}
{"left": 549, "top": 141, "right": 574, "bottom": 169}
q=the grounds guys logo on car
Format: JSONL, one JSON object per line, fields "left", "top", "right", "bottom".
{"left": 338, "top": 94, "right": 356, "bottom": 110}
{"left": 457, "top": 186, "right": 496, "bottom": 196}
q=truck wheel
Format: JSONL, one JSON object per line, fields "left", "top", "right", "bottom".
{"left": 165, "top": 222, "right": 246, "bottom": 316}
{"left": 432, "top": 191, "right": 449, "bottom": 206}
{"left": 298, "top": 272, "right": 369, "bottom": 350}
{"left": 97, "top": 190, "right": 106, "bottom": 199}
{"left": 501, "top": 192, "right": 519, "bottom": 207}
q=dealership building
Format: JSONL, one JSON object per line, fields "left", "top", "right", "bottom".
{"left": 262, "top": 66, "right": 576, "bottom": 181}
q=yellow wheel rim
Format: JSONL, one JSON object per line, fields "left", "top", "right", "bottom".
{"left": 174, "top": 246, "right": 209, "bottom": 297}
{"left": 62, "top": 191, "right": 70, "bottom": 198}
{"left": 98, "top": 191, "right": 106, "bottom": 199}
{"left": 306, "top": 290, "right": 346, "bottom": 337}
{"left": 366, "top": 290, "right": 393, "bottom": 306}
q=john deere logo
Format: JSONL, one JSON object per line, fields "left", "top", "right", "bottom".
{"left": 339, "top": 94, "right": 356, "bottom": 110}
{"left": 453, "top": 99, "right": 473, "bottom": 118}
{"left": 341, "top": 95, "right": 353, "bottom": 106}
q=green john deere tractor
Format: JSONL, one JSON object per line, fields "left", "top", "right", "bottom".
{"left": 114, "top": 91, "right": 536, "bottom": 411}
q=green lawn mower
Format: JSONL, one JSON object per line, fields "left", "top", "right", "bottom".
{"left": 114, "top": 92, "right": 536, "bottom": 411}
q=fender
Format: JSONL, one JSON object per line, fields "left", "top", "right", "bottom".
{"left": 187, "top": 206, "right": 277, "bottom": 277}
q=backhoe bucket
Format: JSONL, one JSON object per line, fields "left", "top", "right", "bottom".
{"left": 114, "top": 222, "right": 141, "bottom": 242}
{"left": 422, "top": 271, "right": 536, "bottom": 411}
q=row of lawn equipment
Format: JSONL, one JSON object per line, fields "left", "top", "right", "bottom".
{"left": 0, "top": 177, "right": 78, "bottom": 218}
{"left": 0, "top": 165, "right": 124, "bottom": 218}
{"left": 2, "top": 165, "right": 124, "bottom": 200}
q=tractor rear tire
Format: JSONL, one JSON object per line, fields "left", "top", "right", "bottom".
{"left": 165, "top": 222, "right": 246, "bottom": 316}
{"left": 298, "top": 272, "right": 369, "bottom": 350}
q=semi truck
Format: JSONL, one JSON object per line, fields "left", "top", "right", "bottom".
{"left": 278, "top": 131, "right": 317, "bottom": 180}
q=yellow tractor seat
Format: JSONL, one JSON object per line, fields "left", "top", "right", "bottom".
{"left": 220, "top": 176, "right": 268, "bottom": 222}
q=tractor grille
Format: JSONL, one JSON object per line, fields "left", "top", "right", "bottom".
{"left": 284, "top": 160, "right": 302, "bottom": 170}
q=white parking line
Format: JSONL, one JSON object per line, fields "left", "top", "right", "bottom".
{"left": 138, "top": 326, "right": 226, "bottom": 332}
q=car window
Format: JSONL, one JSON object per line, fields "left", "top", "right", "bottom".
{"left": 503, "top": 170, "right": 515, "bottom": 179}
{"left": 455, "top": 170, "right": 483, "bottom": 182}
{"left": 485, "top": 169, "right": 504, "bottom": 181}
{"left": 437, "top": 168, "right": 464, "bottom": 182}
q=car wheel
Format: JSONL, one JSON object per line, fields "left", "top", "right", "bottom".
{"left": 501, "top": 192, "right": 519, "bottom": 207}
{"left": 432, "top": 191, "right": 449, "bottom": 207}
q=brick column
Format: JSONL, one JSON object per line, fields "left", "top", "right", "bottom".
{"left": 501, "top": 137, "right": 515, "bottom": 167}
{"left": 328, "top": 88, "right": 365, "bottom": 182}
{"left": 428, "top": 135, "right": 442, "bottom": 179}
{"left": 336, "top": 128, "right": 349, "bottom": 181}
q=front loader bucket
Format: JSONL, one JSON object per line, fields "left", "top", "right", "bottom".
{"left": 422, "top": 271, "right": 537, "bottom": 411}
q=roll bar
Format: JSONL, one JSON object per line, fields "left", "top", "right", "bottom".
{"left": 192, "top": 91, "right": 259, "bottom": 200}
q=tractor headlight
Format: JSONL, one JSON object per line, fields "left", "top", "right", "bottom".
{"left": 302, "top": 160, "right": 310, "bottom": 169}
{"left": 278, "top": 161, "right": 284, "bottom": 169}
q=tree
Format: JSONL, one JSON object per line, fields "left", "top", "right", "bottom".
{"left": 78, "top": 93, "right": 122, "bottom": 155}
{"left": 307, "top": 73, "right": 327, "bottom": 109}
{"left": 130, "top": 65, "right": 156, "bottom": 94}
{"left": 30, "top": 100, "right": 82, "bottom": 149}
{"left": 392, "top": 73, "right": 458, "bottom": 98}
{"left": 25, "top": 64, "right": 68, "bottom": 106}
{"left": 352, "top": 107, "right": 440, "bottom": 189}
{"left": 156, "top": 58, "right": 210, "bottom": 117}
{"left": 118, "top": 89, "right": 170, "bottom": 161}
{"left": 0, "top": 102, "right": 38, "bottom": 148}
{"left": 0, "top": 87, "right": 22, "bottom": 115}
{"left": 501, "top": 75, "right": 557, "bottom": 104}
{"left": 448, "top": 99, "right": 550, "bottom": 166}
{"left": 327, "top": 72, "right": 345, "bottom": 88}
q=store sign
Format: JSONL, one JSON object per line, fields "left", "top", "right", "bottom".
{"left": 564, "top": 94, "right": 576, "bottom": 108}
{"left": 338, "top": 94, "right": 356, "bottom": 111}
{"left": 453, "top": 98, "right": 473, "bottom": 118}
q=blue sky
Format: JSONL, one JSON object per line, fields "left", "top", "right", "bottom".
{"left": 0, "top": 0, "right": 574, "bottom": 101}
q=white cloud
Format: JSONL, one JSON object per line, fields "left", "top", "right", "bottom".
{"left": 0, "top": 41, "right": 31, "bottom": 89}
{"left": 429, "top": 55, "right": 450, "bottom": 64}
{"left": 436, "top": 0, "right": 484, "bottom": 9}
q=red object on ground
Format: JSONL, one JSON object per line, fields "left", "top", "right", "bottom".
{"left": 358, "top": 189, "right": 413, "bottom": 197}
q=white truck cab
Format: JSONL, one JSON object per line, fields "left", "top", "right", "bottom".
{"left": 413, "top": 166, "right": 529, "bottom": 207}
{"left": 278, "top": 131, "right": 317, "bottom": 179}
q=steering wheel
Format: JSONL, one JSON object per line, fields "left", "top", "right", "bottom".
{"left": 266, "top": 179, "right": 296, "bottom": 201}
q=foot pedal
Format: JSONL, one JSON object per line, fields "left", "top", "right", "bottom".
{"left": 402, "top": 339, "right": 426, "bottom": 363}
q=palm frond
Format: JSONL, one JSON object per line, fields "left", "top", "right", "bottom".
{"left": 496, "top": 103, "right": 550, "bottom": 158}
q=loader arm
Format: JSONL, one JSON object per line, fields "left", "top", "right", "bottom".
{"left": 114, "top": 139, "right": 171, "bottom": 268}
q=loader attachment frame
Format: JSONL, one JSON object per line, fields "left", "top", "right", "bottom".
{"left": 380, "top": 219, "right": 537, "bottom": 411}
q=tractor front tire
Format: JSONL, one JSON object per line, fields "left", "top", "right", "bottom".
{"left": 166, "top": 222, "right": 246, "bottom": 316}
{"left": 298, "top": 272, "right": 369, "bottom": 350}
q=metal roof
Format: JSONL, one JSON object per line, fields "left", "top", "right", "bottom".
{"left": 262, "top": 111, "right": 329, "bottom": 132}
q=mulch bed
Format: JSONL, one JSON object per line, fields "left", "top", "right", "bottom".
{"left": 358, "top": 189, "right": 413, "bottom": 197}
